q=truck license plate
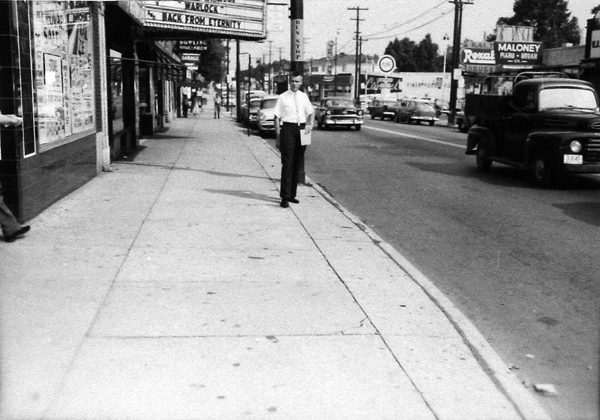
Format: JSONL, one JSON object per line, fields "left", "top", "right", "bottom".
{"left": 564, "top": 154, "right": 582, "bottom": 164}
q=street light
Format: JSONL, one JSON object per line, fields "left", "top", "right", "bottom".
{"left": 442, "top": 33, "right": 450, "bottom": 73}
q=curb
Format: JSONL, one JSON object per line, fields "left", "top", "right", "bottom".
{"left": 256, "top": 134, "right": 551, "bottom": 420}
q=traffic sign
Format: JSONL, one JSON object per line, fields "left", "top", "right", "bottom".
{"left": 378, "top": 55, "right": 396, "bottom": 74}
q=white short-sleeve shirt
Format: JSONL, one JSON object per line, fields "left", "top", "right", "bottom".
{"left": 273, "top": 90, "right": 314, "bottom": 124}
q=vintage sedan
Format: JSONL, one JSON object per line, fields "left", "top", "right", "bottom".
{"left": 256, "top": 96, "right": 279, "bottom": 137}
{"left": 369, "top": 99, "right": 401, "bottom": 120}
{"left": 394, "top": 100, "right": 439, "bottom": 125}
{"left": 315, "top": 97, "right": 364, "bottom": 130}
{"left": 242, "top": 97, "right": 262, "bottom": 128}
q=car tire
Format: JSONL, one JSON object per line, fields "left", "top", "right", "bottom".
{"left": 371, "top": 113, "right": 375, "bottom": 120}
{"left": 532, "top": 151, "right": 556, "bottom": 188}
{"left": 429, "top": 120, "right": 435, "bottom": 126}
{"left": 355, "top": 124, "right": 361, "bottom": 131}
{"left": 476, "top": 145, "right": 492, "bottom": 171}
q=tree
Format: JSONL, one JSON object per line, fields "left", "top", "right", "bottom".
{"left": 197, "top": 39, "right": 226, "bottom": 83}
{"left": 493, "top": 0, "right": 581, "bottom": 48}
{"left": 384, "top": 34, "right": 444, "bottom": 72}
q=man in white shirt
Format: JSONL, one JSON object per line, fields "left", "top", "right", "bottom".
{"left": 273, "top": 72, "right": 314, "bottom": 208}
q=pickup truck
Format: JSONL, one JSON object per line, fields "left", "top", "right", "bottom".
{"left": 465, "top": 72, "right": 600, "bottom": 186}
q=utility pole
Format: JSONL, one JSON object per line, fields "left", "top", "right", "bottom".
{"left": 226, "top": 39, "right": 230, "bottom": 112}
{"left": 348, "top": 6, "right": 368, "bottom": 100}
{"left": 268, "top": 40, "right": 273, "bottom": 94}
{"left": 448, "top": 0, "right": 472, "bottom": 125}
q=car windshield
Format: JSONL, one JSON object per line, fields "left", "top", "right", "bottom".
{"left": 539, "top": 87, "right": 599, "bottom": 112}
{"left": 327, "top": 98, "right": 355, "bottom": 107}
{"left": 261, "top": 99, "right": 278, "bottom": 109}
{"left": 417, "top": 103, "right": 435, "bottom": 111}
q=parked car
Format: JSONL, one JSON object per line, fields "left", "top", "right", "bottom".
{"left": 256, "top": 95, "right": 278, "bottom": 137}
{"left": 242, "top": 97, "right": 262, "bottom": 128}
{"left": 315, "top": 97, "right": 364, "bottom": 130}
{"left": 369, "top": 99, "right": 400, "bottom": 120}
{"left": 394, "top": 100, "right": 439, "bottom": 125}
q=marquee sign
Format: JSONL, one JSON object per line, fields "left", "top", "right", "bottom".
{"left": 143, "top": 0, "right": 267, "bottom": 40}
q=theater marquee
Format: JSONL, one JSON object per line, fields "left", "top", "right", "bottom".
{"left": 143, "top": 0, "right": 267, "bottom": 40}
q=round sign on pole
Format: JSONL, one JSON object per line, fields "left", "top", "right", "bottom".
{"left": 378, "top": 55, "right": 396, "bottom": 73}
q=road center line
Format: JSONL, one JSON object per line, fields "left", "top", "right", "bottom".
{"left": 363, "top": 125, "right": 464, "bottom": 149}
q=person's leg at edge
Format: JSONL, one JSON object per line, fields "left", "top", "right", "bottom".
{"left": 0, "top": 187, "right": 28, "bottom": 241}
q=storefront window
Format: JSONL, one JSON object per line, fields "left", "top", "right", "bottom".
{"left": 32, "top": 1, "right": 95, "bottom": 147}
{"left": 109, "top": 51, "right": 124, "bottom": 134}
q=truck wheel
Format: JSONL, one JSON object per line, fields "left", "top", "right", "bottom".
{"left": 532, "top": 152, "right": 556, "bottom": 187}
{"left": 476, "top": 146, "right": 492, "bottom": 171}
{"left": 458, "top": 120, "right": 468, "bottom": 133}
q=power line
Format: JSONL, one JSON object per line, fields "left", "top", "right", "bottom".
{"left": 364, "top": 0, "right": 448, "bottom": 39}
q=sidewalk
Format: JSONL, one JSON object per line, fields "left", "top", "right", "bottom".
{"left": 0, "top": 110, "right": 549, "bottom": 420}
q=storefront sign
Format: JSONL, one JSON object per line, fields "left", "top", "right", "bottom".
{"left": 463, "top": 64, "right": 496, "bottom": 74}
{"left": 181, "top": 53, "right": 201, "bottom": 62}
{"left": 144, "top": 1, "right": 266, "bottom": 39}
{"left": 461, "top": 47, "right": 495, "bottom": 65}
{"left": 365, "top": 74, "right": 402, "bottom": 92}
{"left": 177, "top": 40, "right": 208, "bottom": 52}
{"left": 591, "top": 30, "right": 600, "bottom": 59}
{"left": 494, "top": 41, "right": 542, "bottom": 65}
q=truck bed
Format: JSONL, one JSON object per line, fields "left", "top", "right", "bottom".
{"left": 464, "top": 93, "right": 511, "bottom": 118}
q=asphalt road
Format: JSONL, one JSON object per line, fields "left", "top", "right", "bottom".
{"left": 299, "top": 118, "right": 600, "bottom": 420}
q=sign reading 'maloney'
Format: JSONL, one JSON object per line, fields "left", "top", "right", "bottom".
{"left": 144, "top": 0, "right": 267, "bottom": 39}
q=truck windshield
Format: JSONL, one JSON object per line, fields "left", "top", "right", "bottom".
{"left": 539, "top": 88, "right": 599, "bottom": 112}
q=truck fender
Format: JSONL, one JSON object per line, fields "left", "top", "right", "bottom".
{"left": 524, "top": 133, "right": 561, "bottom": 166}
{"left": 465, "top": 125, "right": 493, "bottom": 155}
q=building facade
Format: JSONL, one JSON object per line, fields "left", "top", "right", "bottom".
{"left": 0, "top": 1, "right": 110, "bottom": 221}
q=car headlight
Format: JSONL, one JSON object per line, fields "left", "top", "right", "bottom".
{"left": 570, "top": 140, "right": 582, "bottom": 153}
{"left": 357, "top": 110, "right": 364, "bottom": 116}
{"left": 326, "top": 110, "right": 332, "bottom": 115}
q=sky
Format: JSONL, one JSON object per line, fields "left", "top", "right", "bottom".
{"left": 236, "top": 0, "right": 597, "bottom": 67}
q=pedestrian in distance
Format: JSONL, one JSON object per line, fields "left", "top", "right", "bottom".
{"left": 213, "top": 92, "right": 222, "bottom": 119}
{"left": 182, "top": 94, "right": 189, "bottom": 118}
{"left": 273, "top": 71, "right": 314, "bottom": 208}
{"left": 0, "top": 112, "right": 30, "bottom": 242}
{"left": 190, "top": 93, "right": 200, "bottom": 116}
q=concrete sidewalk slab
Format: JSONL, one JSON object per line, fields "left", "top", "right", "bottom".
{"left": 0, "top": 111, "right": 549, "bottom": 420}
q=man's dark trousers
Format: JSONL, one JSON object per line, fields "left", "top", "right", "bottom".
{"left": 0, "top": 184, "right": 20, "bottom": 236}
{"left": 279, "top": 123, "right": 306, "bottom": 200}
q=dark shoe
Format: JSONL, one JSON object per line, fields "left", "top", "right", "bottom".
{"left": 289, "top": 198, "right": 299, "bottom": 204}
{"left": 279, "top": 199, "right": 289, "bottom": 208}
{"left": 4, "top": 225, "right": 30, "bottom": 243}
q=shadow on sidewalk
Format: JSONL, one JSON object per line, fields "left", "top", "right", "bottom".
{"left": 204, "top": 188, "right": 280, "bottom": 204}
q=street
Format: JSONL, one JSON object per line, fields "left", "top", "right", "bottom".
{"left": 288, "top": 119, "right": 600, "bottom": 420}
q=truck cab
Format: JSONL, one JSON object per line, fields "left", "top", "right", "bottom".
{"left": 465, "top": 72, "right": 600, "bottom": 186}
